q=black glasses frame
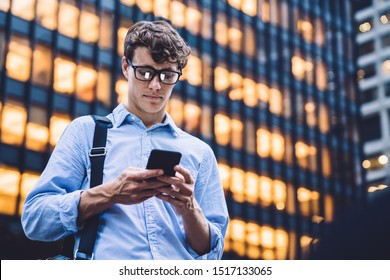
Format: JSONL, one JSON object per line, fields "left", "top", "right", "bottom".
{"left": 126, "top": 59, "right": 182, "bottom": 85}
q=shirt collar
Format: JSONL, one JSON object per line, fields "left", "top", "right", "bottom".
{"left": 111, "top": 103, "right": 181, "bottom": 137}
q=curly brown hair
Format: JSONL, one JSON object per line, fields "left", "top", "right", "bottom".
{"left": 124, "top": 21, "right": 191, "bottom": 70}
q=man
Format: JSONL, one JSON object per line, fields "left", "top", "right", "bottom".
{"left": 22, "top": 21, "right": 229, "bottom": 260}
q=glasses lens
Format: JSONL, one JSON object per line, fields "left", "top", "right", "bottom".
{"left": 135, "top": 68, "right": 155, "bottom": 81}
{"left": 160, "top": 71, "right": 179, "bottom": 84}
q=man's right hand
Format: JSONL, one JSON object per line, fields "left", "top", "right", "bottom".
{"left": 77, "top": 167, "right": 166, "bottom": 225}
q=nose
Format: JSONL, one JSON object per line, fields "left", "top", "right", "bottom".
{"left": 148, "top": 75, "right": 162, "bottom": 90}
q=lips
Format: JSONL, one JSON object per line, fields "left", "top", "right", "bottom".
{"left": 143, "top": 94, "right": 163, "bottom": 101}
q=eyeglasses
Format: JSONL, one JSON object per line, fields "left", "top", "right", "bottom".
{"left": 127, "top": 59, "right": 182, "bottom": 85}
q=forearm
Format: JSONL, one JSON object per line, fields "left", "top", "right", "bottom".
{"left": 77, "top": 181, "right": 115, "bottom": 225}
{"left": 182, "top": 203, "right": 211, "bottom": 256}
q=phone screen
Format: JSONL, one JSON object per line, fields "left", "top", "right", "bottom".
{"left": 146, "top": 149, "right": 182, "bottom": 176}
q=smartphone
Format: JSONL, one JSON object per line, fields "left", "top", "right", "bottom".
{"left": 146, "top": 149, "right": 182, "bottom": 176}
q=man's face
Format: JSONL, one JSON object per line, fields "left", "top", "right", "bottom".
{"left": 123, "top": 47, "right": 179, "bottom": 118}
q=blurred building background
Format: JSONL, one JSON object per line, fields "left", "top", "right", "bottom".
{"left": 355, "top": 0, "right": 390, "bottom": 194}
{"left": 0, "top": 0, "right": 367, "bottom": 260}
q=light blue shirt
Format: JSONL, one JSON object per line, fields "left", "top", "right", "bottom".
{"left": 21, "top": 103, "right": 229, "bottom": 260}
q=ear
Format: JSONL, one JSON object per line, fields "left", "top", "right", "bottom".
{"left": 121, "top": 56, "right": 129, "bottom": 79}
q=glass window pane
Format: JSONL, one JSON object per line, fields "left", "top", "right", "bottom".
{"left": 11, "top": 0, "right": 35, "bottom": 21}
{"left": 359, "top": 40, "right": 375, "bottom": 56}
{"left": 76, "top": 64, "right": 97, "bottom": 102}
{"left": 32, "top": 44, "right": 53, "bottom": 87}
{"left": 99, "top": 11, "right": 114, "bottom": 49}
{"left": 19, "top": 172, "right": 40, "bottom": 215}
{"left": 200, "top": 105, "right": 212, "bottom": 138}
{"left": 167, "top": 98, "right": 184, "bottom": 127}
{"left": 0, "top": 1, "right": 10, "bottom": 12}
{"left": 54, "top": 57, "right": 76, "bottom": 94}
{"left": 171, "top": 1, "right": 186, "bottom": 28}
{"left": 0, "top": 166, "right": 20, "bottom": 215}
{"left": 97, "top": 69, "right": 112, "bottom": 107}
{"left": 184, "top": 103, "right": 201, "bottom": 133}
{"left": 1, "top": 101, "right": 27, "bottom": 146}
{"left": 49, "top": 114, "right": 71, "bottom": 146}
{"left": 231, "top": 118, "right": 243, "bottom": 149}
{"left": 186, "top": 2, "right": 201, "bottom": 35}
{"left": 215, "top": 113, "right": 231, "bottom": 146}
{"left": 153, "top": 0, "right": 170, "bottom": 19}
{"left": 58, "top": 0, "right": 79, "bottom": 38}
{"left": 6, "top": 35, "right": 32, "bottom": 82}
{"left": 80, "top": 3, "right": 99, "bottom": 43}
{"left": 115, "top": 78, "right": 127, "bottom": 104}
{"left": 36, "top": 0, "right": 58, "bottom": 30}
{"left": 26, "top": 105, "right": 49, "bottom": 152}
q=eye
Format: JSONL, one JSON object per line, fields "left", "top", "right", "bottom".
{"left": 137, "top": 68, "right": 153, "bottom": 79}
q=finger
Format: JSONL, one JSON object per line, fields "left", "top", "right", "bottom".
{"left": 156, "top": 176, "right": 192, "bottom": 196}
{"left": 139, "top": 179, "right": 169, "bottom": 189}
{"left": 174, "top": 165, "right": 194, "bottom": 184}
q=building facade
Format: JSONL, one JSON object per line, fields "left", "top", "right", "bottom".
{"left": 356, "top": 0, "right": 390, "bottom": 193}
{"left": 0, "top": 0, "right": 363, "bottom": 260}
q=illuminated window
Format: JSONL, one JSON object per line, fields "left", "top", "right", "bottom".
{"left": 32, "top": 44, "right": 52, "bottom": 87}
{"left": 246, "top": 171, "right": 258, "bottom": 204}
{"left": 171, "top": 1, "right": 186, "bottom": 28}
{"left": 201, "top": 54, "right": 212, "bottom": 88}
{"left": 184, "top": 103, "right": 201, "bottom": 133}
{"left": 315, "top": 59, "right": 327, "bottom": 91}
{"left": 117, "top": 19, "right": 133, "bottom": 56}
{"left": 97, "top": 69, "right": 112, "bottom": 107}
{"left": 58, "top": 0, "right": 79, "bottom": 38}
{"left": 321, "top": 147, "right": 331, "bottom": 177}
{"left": 136, "top": 0, "right": 153, "bottom": 13}
{"left": 54, "top": 57, "right": 76, "bottom": 94}
{"left": 115, "top": 78, "right": 127, "bottom": 104}
{"left": 19, "top": 172, "right": 40, "bottom": 215}
{"left": 297, "top": 19, "right": 313, "bottom": 43}
{"left": 49, "top": 114, "right": 71, "bottom": 147}
{"left": 324, "top": 194, "right": 334, "bottom": 222}
{"left": 167, "top": 98, "right": 184, "bottom": 127}
{"left": 79, "top": 3, "right": 99, "bottom": 43}
{"left": 99, "top": 12, "right": 114, "bottom": 49}
{"left": 1, "top": 102, "right": 27, "bottom": 146}
{"left": 319, "top": 104, "right": 329, "bottom": 133}
{"left": 200, "top": 105, "right": 212, "bottom": 138}
{"left": 380, "top": 10, "right": 390, "bottom": 25}
{"left": 382, "top": 58, "right": 390, "bottom": 75}
{"left": 0, "top": 166, "right": 20, "bottom": 215}
{"left": 11, "top": 0, "right": 35, "bottom": 21}
{"left": 244, "top": 24, "right": 256, "bottom": 57}
{"left": 292, "top": 55, "right": 313, "bottom": 82}
{"left": 201, "top": 8, "right": 212, "bottom": 39}
{"left": 6, "top": 35, "right": 31, "bottom": 82}
{"left": 297, "top": 187, "right": 320, "bottom": 217}
{"left": 153, "top": 0, "right": 169, "bottom": 19}
{"left": 120, "top": 0, "right": 135, "bottom": 6}
{"left": 214, "top": 66, "right": 230, "bottom": 92}
{"left": 257, "top": 83, "right": 269, "bottom": 103}
{"left": 295, "top": 141, "right": 317, "bottom": 171}
{"left": 314, "top": 18, "right": 325, "bottom": 46}
{"left": 305, "top": 101, "right": 316, "bottom": 128}
{"left": 269, "top": 0, "right": 280, "bottom": 26}
{"left": 229, "top": 71, "right": 243, "bottom": 100}
{"left": 272, "top": 131, "right": 284, "bottom": 161}
{"left": 215, "top": 14, "right": 228, "bottom": 47}
{"left": 231, "top": 168, "right": 245, "bottom": 202}
{"left": 229, "top": 19, "right": 242, "bottom": 53}
{"left": 0, "top": 30, "right": 4, "bottom": 68}
{"left": 182, "top": 55, "right": 202, "bottom": 86}
{"left": 229, "top": 219, "right": 246, "bottom": 257}
{"left": 231, "top": 118, "right": 243, "bottom": 149}
{"left": 0, "top": 1, "right": 10, "bottom": 12}
{"left": 243, "top": 78, "right": 257, "bottom": 107}
{"left": 242, "top": 0, "right": 257, "bottom": 17}
{"left": 36, "top": 0, "right": 58, "bottom": 30}
{"left": 217, "top": 163, "right": 230, "bottom": 191}
{"left": 186, "top": 2, "right": 202, "bottom": 35}
{"left": 245, "top": 119, "right": 256, "bottom": 154}
{"left": 26, "top": 105, "right": 49, "bottom": 152}
{"left": 214, "top": 114, "right": 231, "bottom": 146}
{"left": 257, "top": 128, "right": 271, "bottom": 158}
{"left": 269, "top": 88, "right": 283, "bottom": 115}
{"left": 76, "top": 64, "right": 97, "bottom": 102}
{"left": 358, "top": 18, "right": 373, "bottom": 33}
{"left": 260, "top": 0, "right": 270, "bottom": 22}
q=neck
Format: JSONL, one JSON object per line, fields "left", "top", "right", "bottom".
{"left": 124, "top": 103, "right": 166, "bottom": 128}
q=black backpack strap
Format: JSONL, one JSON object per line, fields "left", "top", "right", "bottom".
{"left": 62, "top": 115, "right": 112, "bottom": 260}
